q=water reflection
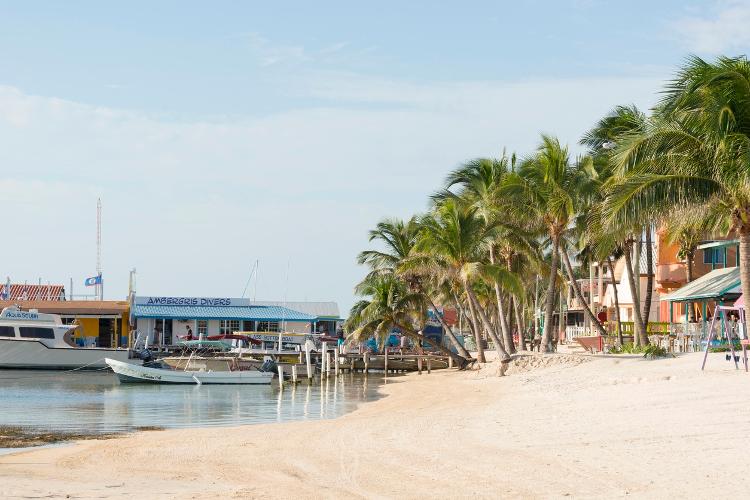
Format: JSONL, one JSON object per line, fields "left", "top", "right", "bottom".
{"left": 0, "top": 370, "right": 385, "bottom": 433}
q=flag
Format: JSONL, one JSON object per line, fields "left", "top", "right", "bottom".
{"left": 84, "top": 274, "right": 102, "bottom": 286}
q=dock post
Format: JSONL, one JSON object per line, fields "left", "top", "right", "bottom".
{"left": 334, "top": 349, "right": 340, "bottom": 376}
{"left": 326, "top": 352, "right": 332, "bottom": 376}
{"left": 364, "top": 353, "right": 369, "bottom": 374}
{"left": 417, "top": 356, "right": 423, "bottom": 375}
{"left": 278, "top": 366, "right": 284, "bottom": 388}
{"left": 448, "top": 355, "right": 453, "bottom": 369}
{"left": 427, "top": 356, "right": 432, "bottom": 374}
{"left": 305, "top": 344, "right": 312, "bottom": 382}
{"left": 321, "top": 341, "right": 328, "bottom": 377}
{"left": 384, "top": 348, "right": 388, "bottom": 375}
{"left": 292, "top": 365, "right": 298, "bottom": 384}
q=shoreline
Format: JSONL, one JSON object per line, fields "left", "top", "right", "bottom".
{"left": 1, "top": 351, "right": 747, "bottom": 498}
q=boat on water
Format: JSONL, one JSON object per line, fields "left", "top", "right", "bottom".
{"left": 0, "top": 305, "right": 131, "bottom": 369}
{"left": 105, "top": 357, "right": 275, "bottom": 384}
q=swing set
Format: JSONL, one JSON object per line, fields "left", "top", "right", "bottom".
{"left": 700, "top": 304, "right": 748, "bottom": 371}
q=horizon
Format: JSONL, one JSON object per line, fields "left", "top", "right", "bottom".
{"left": 1, "top": 1, "right": 748, "bottom": 315}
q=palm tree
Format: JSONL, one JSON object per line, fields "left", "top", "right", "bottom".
{"left": 357, "top": 217, "right": 471, "bottom": 359}
{"left": 502, "top": 135, "right": 597, "bottom": 351}
{"left": 581, "top": 104, "right": 651, "bottom": 346}
{"left": 606, "top": 56, "right": 750, "bottom": 326}
{"left": 345, "top": 274, "right": 468, "bottom": 368}
{"left": 439, "top": 155, "right": 537, "bottom": 353}
{"left": 412, "top": 200, "right": 520, "bottom": 363}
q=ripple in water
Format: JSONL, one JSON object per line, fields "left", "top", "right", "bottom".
{"left": 0, "top": 370, "right": 387, "bottom": 433}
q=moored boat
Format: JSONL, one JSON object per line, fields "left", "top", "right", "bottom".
{"left": 0, "top": 306, "right": 130, "bottom": 369}
{"left": 105, "top": 357, "right": 275, "bottom": 384}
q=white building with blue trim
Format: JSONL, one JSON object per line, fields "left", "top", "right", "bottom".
{"left": 131, "top": 296, "right": 342, "bottom": 346}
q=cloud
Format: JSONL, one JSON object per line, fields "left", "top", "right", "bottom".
{"left": 0, "top": 71, "right": 664, "bottom": 312}
{"left": 671, "top": 1, "right": 750, "bottom": 54}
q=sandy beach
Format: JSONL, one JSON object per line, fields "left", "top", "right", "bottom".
{"left": 0, "top": 350, "right": 746, "bottom": 499}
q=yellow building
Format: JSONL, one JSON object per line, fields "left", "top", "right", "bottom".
{"left": 0, "top": 300, "right": 131, "bottom": 347}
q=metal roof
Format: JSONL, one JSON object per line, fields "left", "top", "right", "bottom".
{"left": 697, "top": 239, "right": 739, "bottom": 250}
{"left": 0, "top": 284, "right": 66, "bottom": 301}
{"left": 660, "top": 266, "right": 740, "bottom": 302}
{"left": 251, "top": 301, "right": 341, "bottom": 319}
{"left": 132, "top": 303, "right": 317, "bottom": 322}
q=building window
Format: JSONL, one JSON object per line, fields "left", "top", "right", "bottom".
{"left": 197, "top": 320, "right": 207, "bottom": 337}
{"left": 257, "top": 321, "right": 280, "bottom": 332}
{"left": 703, "top": 248, "right": 725, "bottom": 265}
{"left": 219, "top": 320, "right": 240, "bottom": 335}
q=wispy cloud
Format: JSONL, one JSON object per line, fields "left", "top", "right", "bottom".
{"left": 671, "top": 1, "right": 750, "bottom": 54}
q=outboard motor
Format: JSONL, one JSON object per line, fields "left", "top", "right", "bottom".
{"left": 259, "top": 359, "right": 277, "bottom": 373}
{"left": 137, "top": 349, "right": 153, "bottom": 362}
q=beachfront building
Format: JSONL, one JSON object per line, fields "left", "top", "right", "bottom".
{"left": 0, "top": 298, "right": 131, "bottom": 348}
{"left": 131, "top": 296, "right": 342, "bottom": 347}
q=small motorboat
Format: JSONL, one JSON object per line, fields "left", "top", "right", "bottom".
{"left": 105, "top": 357, "right": 275, "bottom": 385}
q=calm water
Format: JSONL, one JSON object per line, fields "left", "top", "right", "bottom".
{"left": 0, "top": 370, "right": 386, "bottom": 434}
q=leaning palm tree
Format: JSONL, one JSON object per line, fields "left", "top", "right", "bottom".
{"left": 410, "top": 200, "right": 520, "bottom": 363}
{"left": 345, "top": 273, "right": 468, "bottom": 368}
{"left": 357, "top": 217, "right": 471, "bottom": 359}
{"left": 606, "top": 55, "right": 750, "bottom": 320}
{"left": 439, "top": 154, "right": 537, "bottom": 353}
{"left": 502, "top": 135, "right": 597, "bottom": 352}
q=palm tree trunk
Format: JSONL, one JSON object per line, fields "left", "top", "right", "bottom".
{"left": 642, "top": 226, "right": 654, "bottom": 327}
{"left": 607, "top": 256, "right": 624, "bottom": 345}
{"left": 489, "top": 247, "right": 514, "bottom": 353}
{"left": 542, "top": 236, "right": 560, "bottom": 352}
{"left": 464, "top": 281, "right": 511, "bottom": 362}
{"left": 504, "top": 294, "right": 516, "bottom": 353}
{"left": 624, "top": 240, "right": 647, "bottom": 346}
{"left": 561, "top": 249, "right": 607, "bottom": 336}
{"left": 685, "top": 250, "right": 696, "bottom": 322}
{"left": 426, "top": 296, "right": 472, "bottom": 359}
{"left": 514, "top": 296, "right": 526, "bottom": 350}
{"left": 463, "top": 288, "right": 486, "bottom": 363}
{"left": 395, "top": 322, "right": 468, "bottom": 368}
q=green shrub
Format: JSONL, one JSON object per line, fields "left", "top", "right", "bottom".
{"left": 642, "top": 344, "right": 671, "bottom": 359}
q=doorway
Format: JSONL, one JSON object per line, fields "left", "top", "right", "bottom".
{"left": 98, "top": 318, "right": 114, "bottom": 348}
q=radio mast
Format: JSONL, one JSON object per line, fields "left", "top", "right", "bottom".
{"left": 96, "top": 198, "right": 103, "bottom": 300}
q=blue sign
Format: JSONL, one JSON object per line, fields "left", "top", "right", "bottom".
{"left": 84, "top": 275, "right": 102, "bottom": 286}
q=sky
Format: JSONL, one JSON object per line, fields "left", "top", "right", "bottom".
{"left": 0, "top": 0, "right": 748, "bottom": 314}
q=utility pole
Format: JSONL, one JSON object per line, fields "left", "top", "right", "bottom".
{"left": 96, "top": 198, "right": 103, "bottom": 300}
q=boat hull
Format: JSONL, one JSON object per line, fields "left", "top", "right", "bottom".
{"left": 106, "top": 358, "right": 274, "bottom": 385}
{"left": 0, "top": 338, "right": 130, "bottom": 369}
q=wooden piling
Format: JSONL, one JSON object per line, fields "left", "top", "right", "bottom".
{"left": 427, "top": 356, "right": 432, "bottom": 374}
{"left": 326, "top": 352, "right": 332, "bottom": 376}
{"left": 305, "top": 344, "right": 312, "bottom": 382}
{"left": 334, "top": 349, "right": 340, "bottom": 376}
{"left": 291, "top": 365, "right": 298, "bottom": 384}
{"left": 417, "top": 356, "right": 423, "bottom": 375}
{"left": 321, "top": 341, "right": 328, "bottom": 376}
{"left": 384, "top": 348, "right": 388, "bottom": 375}
{"left": 364, "top": 353, "right": 369, "bottom": 373}
{"left": 278, "top": 366, "right": 284, "bottom": 388}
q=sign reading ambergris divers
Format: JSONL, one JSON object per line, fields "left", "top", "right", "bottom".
{"left": 134, "top": 296, "right": 250, "bottom": 307}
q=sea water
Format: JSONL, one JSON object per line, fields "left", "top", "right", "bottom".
{"left": 0, "top": 370, "right": 386, "bottom": 434}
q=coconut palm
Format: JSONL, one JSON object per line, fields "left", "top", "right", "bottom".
{"left": 582, "top": 104, "right": 652, "bottom": 346}
{"left": 411, "top": 200, "right": 521, "bottom": 363}
{"left": 345, "top": 274, "right": 468, "bottom": 368}
{"left": 357, "top": 217, "right": 472, "bottom": 359}
{"left": 439, "top": 155, "right": 538, "bottom": 353}
{"left": 502, "top": 135, "right": 598, "bottom": 351}
{"left": 606, "top": 56, "right": 750, "bottom": 326}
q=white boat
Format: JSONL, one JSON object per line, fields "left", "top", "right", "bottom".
{"left": 0, "top": 306, "right": 131, "bottom": 369}
{"left": 105, "top": 357, "right": 275, "bottom": 384}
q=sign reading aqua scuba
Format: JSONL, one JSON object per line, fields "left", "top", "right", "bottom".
{"left": 134, "top": 296, "right": 249, "bottom": 307}
{"left": 2, "top": 310, "right": 39, "bottom": 320}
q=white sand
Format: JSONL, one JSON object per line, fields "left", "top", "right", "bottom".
{"left": 0, "top": 350, "right": 747, "bottom": 499}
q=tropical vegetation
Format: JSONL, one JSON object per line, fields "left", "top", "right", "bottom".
{"left": 344, "top": 55, "right": 750, "bottom": 367}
